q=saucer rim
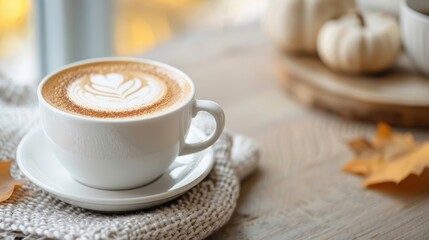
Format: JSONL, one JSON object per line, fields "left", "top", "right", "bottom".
{"left": 16, "top": 126, "right": 214, "bottom": 205}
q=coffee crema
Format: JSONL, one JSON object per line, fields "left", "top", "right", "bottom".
{"left": 42, "top": 61, "right": 192, "bottom": 119}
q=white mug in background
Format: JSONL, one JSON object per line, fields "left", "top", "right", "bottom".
{"left": 37, "top": 58, "right": 225, "bottom": 190}
{"left": 401, "top": 0, "right": 429, "bottom": 77}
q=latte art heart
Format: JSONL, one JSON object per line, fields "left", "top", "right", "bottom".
{"left": 42, "top": 61, "right": 192, "bottom": 118}
{"left": 68, "top": 73, "right": 166, "bottom": 111}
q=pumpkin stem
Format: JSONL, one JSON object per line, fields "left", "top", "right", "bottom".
{"left": 349, "top": 9, "right": 365, "bottom": 27}
{"left": 356, "top": 12, "right": 365, "bottom": 27}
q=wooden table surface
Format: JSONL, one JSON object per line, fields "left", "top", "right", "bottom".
{"left": 145, "top": 24, "right": 429, "bottom": 239}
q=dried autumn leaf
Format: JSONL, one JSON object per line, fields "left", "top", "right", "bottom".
{"left": 373, "top": 122, "right": 392, "bottom": 146}
{"left": 343, "top": 123, "right": 428, "bottom": 187}
{"left": 343, "top": 137, "right": 380, "bottom": 175}
{"left": 343, "top": 156, "right": 380, "bottom": 175}
{"left": 364, "top": 143, "right": 429, "bottom": 186}
{"left": 348, "top": 138, "right": 376, "bottom": 157}
{"left": 0, "top": 161, "right": 25, "bottom": 202}
{"left": 373, "top": 122, "right": 417, "bottom": 160}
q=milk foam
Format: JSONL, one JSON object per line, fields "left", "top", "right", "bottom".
{"left": 67, "top": 73, "right": 166, "bottom": 111}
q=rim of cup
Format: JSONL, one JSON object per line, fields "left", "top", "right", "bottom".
{"left": 37, "top": 57, "right": 196, "bottom": 123}
{"left": 402, "top": 0, "right": 429, "bottom": 22}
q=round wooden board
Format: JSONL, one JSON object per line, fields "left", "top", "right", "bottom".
{"left": 277, "top": 53, "right": 429, "bottom": 127}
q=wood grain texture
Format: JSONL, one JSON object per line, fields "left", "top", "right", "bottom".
{"left": 278, "top": 53, "right": 429, "bottom": 127}
{"left": 145, "top": 24, "right": 429, "bottom": 239}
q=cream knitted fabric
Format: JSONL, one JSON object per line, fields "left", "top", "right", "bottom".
{"left": 0, "top": 78, "right": 259, "bottom": 239}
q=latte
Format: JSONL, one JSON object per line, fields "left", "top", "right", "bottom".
{"left": 42, "top": 61, "right": 192, "bottom": 118}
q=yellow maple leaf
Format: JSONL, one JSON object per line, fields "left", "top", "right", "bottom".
{"left": 0, "top": 161, "right": 25, "bottom": 202}
{"left": 343, "top": 138, "right": 380, "bottom": 175}
{"left": 343, "top": 157, "right": 380, "bottom": 175}
{"left": 364, "top": 143, "right": 429, "bottom": 186}
{"left": 373, "top": 122, "right": 417, "bottom": 160}
{"left": 343, "top": 123, "right": 428, "bottom": 187}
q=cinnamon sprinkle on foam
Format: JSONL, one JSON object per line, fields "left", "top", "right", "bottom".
{"left": 42, "top": 62, "right": 192, "bottom": 119}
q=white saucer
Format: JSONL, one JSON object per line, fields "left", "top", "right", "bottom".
{"left": 16, "top": 126, "right": 214, "bottom": 212}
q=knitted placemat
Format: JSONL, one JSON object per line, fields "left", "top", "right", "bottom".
{"left": 0, "top": 79, "right": 259, "bottom": 239}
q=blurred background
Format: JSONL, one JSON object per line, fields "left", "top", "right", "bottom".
{"left": 0, "top": 0, "right": 268, "bottom": 85}
{"left": 0, "top": 0, "right": 397, "bottom": 85}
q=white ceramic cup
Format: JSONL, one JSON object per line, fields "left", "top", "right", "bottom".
{"left": 37, "top": 58, "right": 225, "bottom": 190}
{"left": 401, "top": 0, "right": 429, "bottom": 76}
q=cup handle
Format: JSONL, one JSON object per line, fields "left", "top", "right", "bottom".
{"left": 179, "top": 100, "right": 225, "bottom": 156}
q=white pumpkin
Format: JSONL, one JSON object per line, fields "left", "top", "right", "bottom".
{"left": 317, "top": 12, "right": 401, "bottom": 74}
{"left": 264, "top": 0, "right": 355, "bottom": 54}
